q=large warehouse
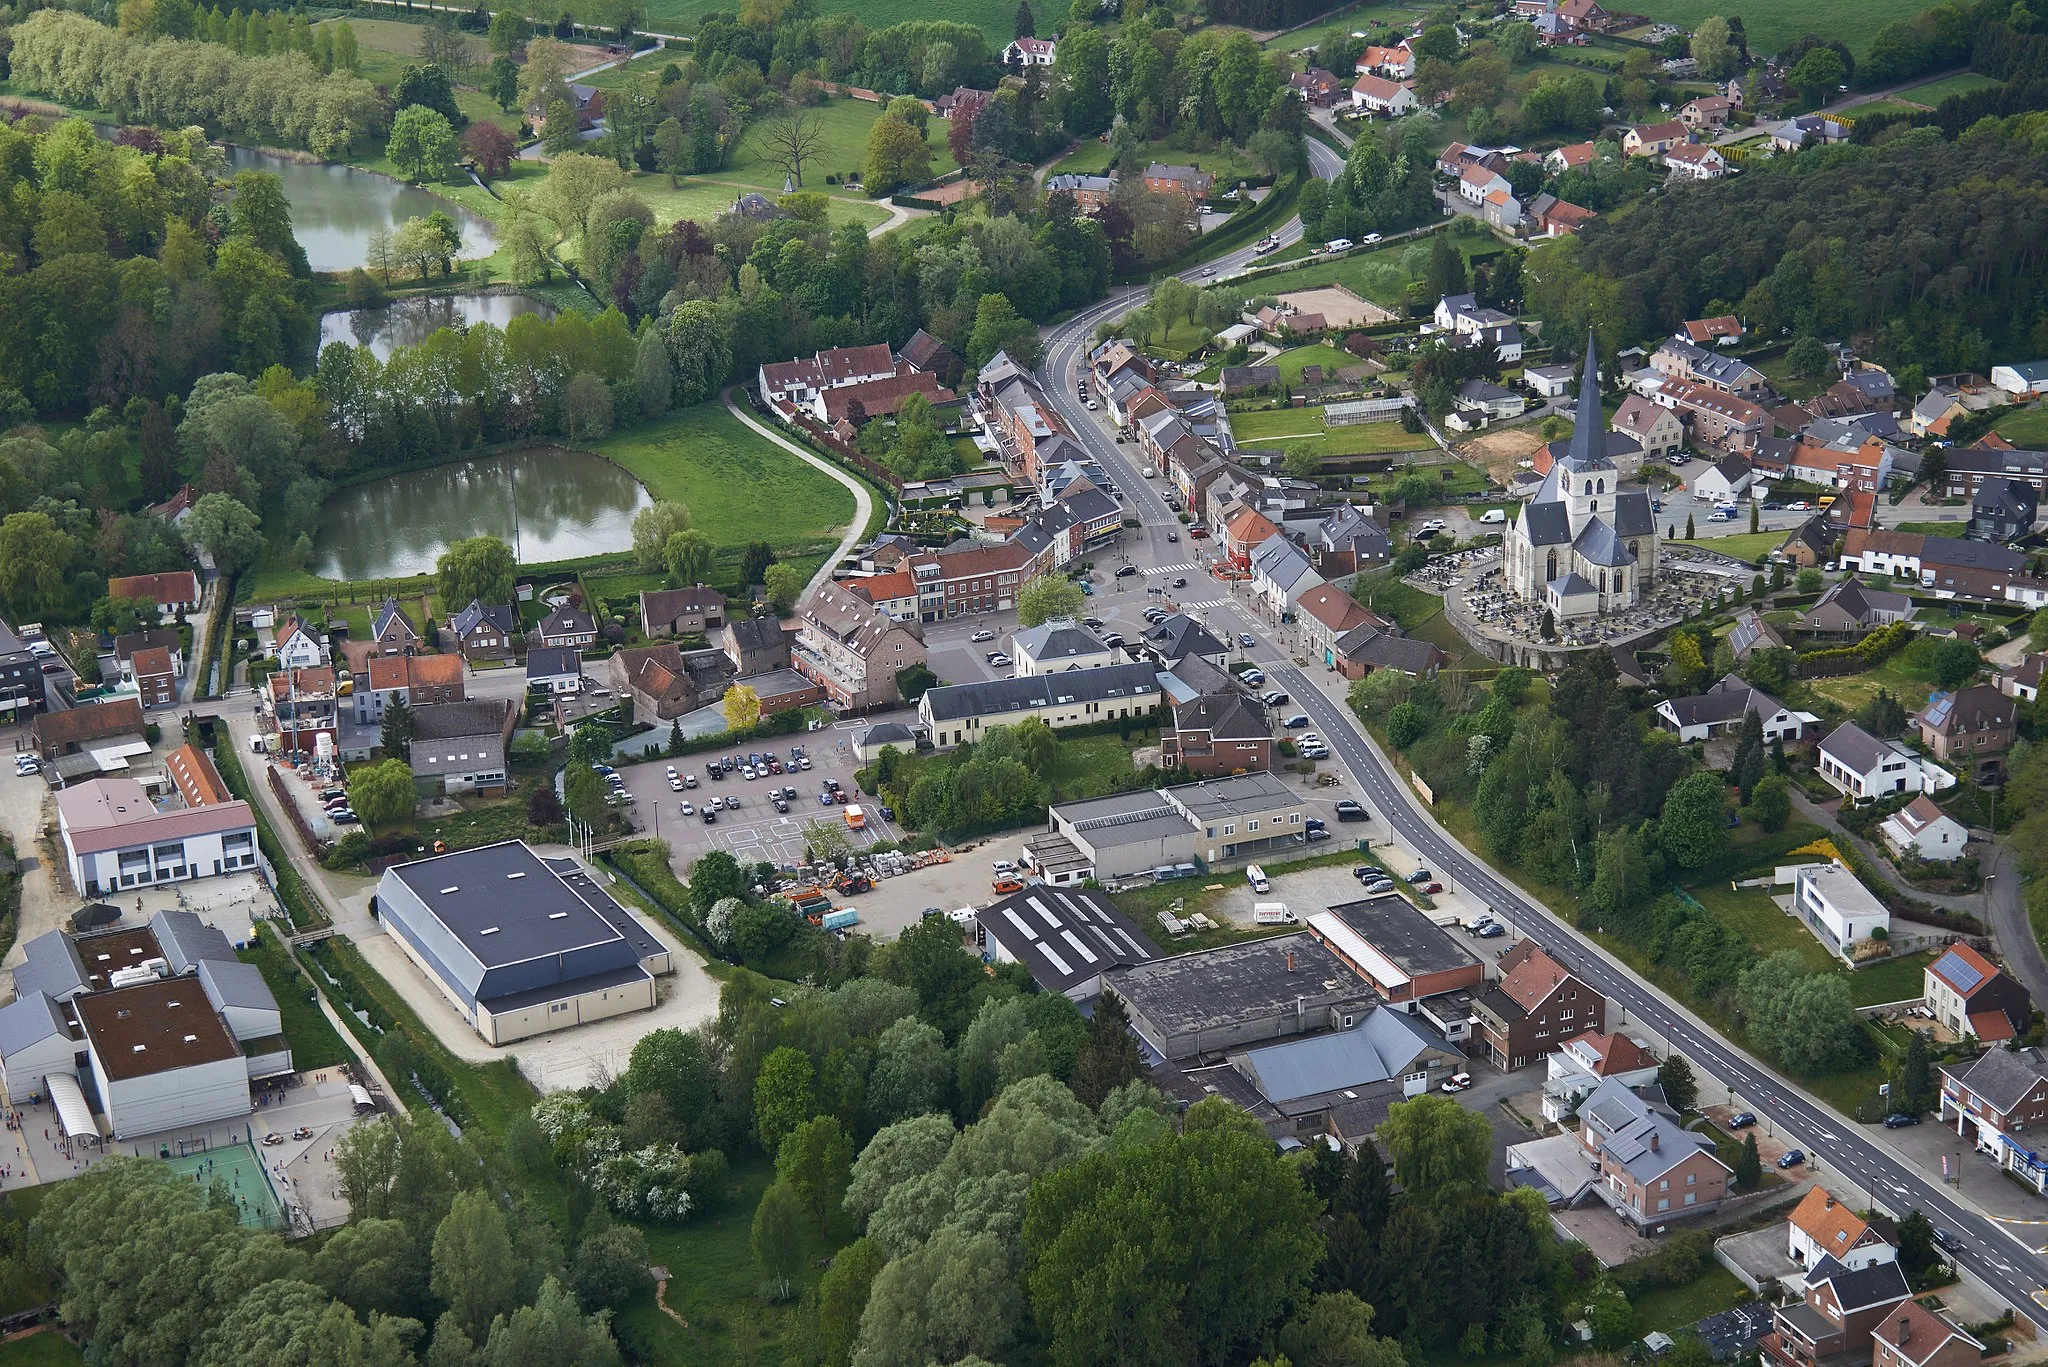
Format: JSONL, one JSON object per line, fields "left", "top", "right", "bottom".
{"left": 374, "top": 841, "right": 674, "bottom": 1045}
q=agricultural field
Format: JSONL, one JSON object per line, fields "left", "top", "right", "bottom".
{"left": 1610, "top": 0, "right": 1929, "bottom": 57}
{"left": 314, "top": 17, "right": 522, "bottom": 130}
{"left": 1994, "top": 403, "right": 2048, "bottom": 447}
{"left": 1898, "top": 71, "right": 2003, "bottom": 105}
{"left": 1230, "top": 405, "right": 1421, "bottom": 456}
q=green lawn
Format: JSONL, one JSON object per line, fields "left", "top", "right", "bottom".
{"left": 1349, "top": 570, "right": 1446, "bottom": 632}
{"left": 1805, "top": 653, "right": 1941, "bottom": 715}
{"left": 613, "top": 176, "right": 894, "bottom": 237}
{"left": 1848, "top": 950, "right": 1936, "bottom": 1007}
{"left": 1228, "top": 406, "right": 1424, "bottom": 457}
{"left": 1684, "top": 883, "right": 1839, "bottom": 975}
{"left": 1360, "top": 460, "right": 1492, "bottom": 498}
{"left": 1668, "top": 532, "right": 1785, "bottom": 563}
{"left": 1248, "top": 229, "right": 1489, "bottom": 307}
{"left": 726, "top": 96, "right": 956, "bottom": 191}
{"left": 595, "top": 403, "right": 858, "bottom": 560}
{"left": 1845, "top": 100, "right": 1928, "bottom": 122}
{"left": 1631, "top": 1265, "right": 1753, "bottom": 1335}
{"left": 240, "top": 931, "right": 352, "bottom": 1071}
{"left": 1269, "top": 343, "right": 1360, "bottom": 384}
{"left": 1053, "top": 135, "right": 1265, "bottom": 188}
{"left": 1899, "top": 72, "right": 2002, "bottom": 105}
{"left": 1894, "top": 522, "right": 1968, "bottom": 538}
{"left": 0, "top": 1335, "right": 84, "bottom": 1367}
{"left": 1613, "top": 0, "right": 1927, "bottom": 57}
{"left": 631, "top": 0, "right": 1012, "bottom": 38}
{"left": 1995, "top": 404, "right": 2048, "bottom": 447}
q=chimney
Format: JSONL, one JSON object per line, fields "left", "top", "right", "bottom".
{"left": 1898, "top": 1316, "right": 1910, "bottom": 1346}
{"left": 1824, "top": 1194, "right": 1834, "bottom": 1210}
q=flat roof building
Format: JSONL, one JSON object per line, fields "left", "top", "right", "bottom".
{"left": 1113, "top": 933, "right": 1378, "bottom": 1061}
{"left": 1042, "top": 771, "right": 1313, "bottom": 881}
{"left": 374, "top": 841, "right": 674, "bottom": 1045}
{"left": 57, "top": 775, "right": 258, "bottom": 897}
{"left": 1312, "top": 896, "right": 1485, "bottom": 1003}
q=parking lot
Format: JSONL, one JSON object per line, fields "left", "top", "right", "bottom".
{"left": 608, "top": 731, "right": 908, "bottom": 875}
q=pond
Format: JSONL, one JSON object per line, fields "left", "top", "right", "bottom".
{"left": 221, "top": 144, "right": 495, "bottom": 274}
{"left": 318, "top": 293, "right": 556, "bottom": 359}
{"left": 310, "top": 449, "right": 652, "bottom": 581}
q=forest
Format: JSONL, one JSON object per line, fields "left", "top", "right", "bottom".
{"left": 1525, "top": 113, "right": 2048, "bottom": 378}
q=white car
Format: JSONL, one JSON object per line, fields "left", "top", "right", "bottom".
{"left": 1439, "top": 1072, "right": 1473, "bottom": 1093}
{"left": 970, "top": 629, "right": 996, "bottom": 642}
{"left": 1362, "top": 232, "right": 1382, "bottom": 244}
{"left": 993, "top": 860, "right": 1017, "bottom": 874}
{"left": 1423, "top": 519, "right": 1446, "bottom": 532}
{"left": 678, "top": 801, "right": 694, "bottom": 815}
{"left": 669, "top": 777, "right": 685, "bottom": 792}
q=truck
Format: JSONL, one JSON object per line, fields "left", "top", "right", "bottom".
{"left": 1253, "top": 902, "right": 1296, "bottom": 926}
{"left": 844, "top": 804, "right": 866, "bottom": 830}
{"left": 1247, "top": 863, "right": 1271, "bottom": 894}
{"left": 821, "top": 908, "right": 859, "bottom": 931}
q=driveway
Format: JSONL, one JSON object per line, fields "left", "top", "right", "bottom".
{"left": 722, "top": 393, "right": 874, "bottom": 599}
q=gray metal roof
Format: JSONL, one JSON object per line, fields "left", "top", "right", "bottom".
{"left": 1234, "top": 1008, "right": 1444, "bottom": 1104}
{"left": 149, "top": 910, "right": 235, "bottom": 975}
{"left": 197, "top": 957, "right": 278, "bottom": 1015}
{"left": 1572, "top": 519, "right": 1636, "bottom": 568}
{"left": 1169, "top": 770, "right": 1298, "bottom": 822}
{"left": 1013, "top": 620, "right": 1111, "bottom": 664}
{"left": 381, "top": 841, "right": 642, "bottom": 975}
{"left": 14, "top": 930, "right": 86, "bottom": 1002}
{"left": 859, "top": 722, "right": 916, "bottom": 747}
{"left": 0, "top": 990, "right": 69, "bottom": 1058}
{"left": 1663, "top": 675, "right": 1784, "bottom": 730}
{"left": 1054, "top": 789, "right": 1189, "bottom": 849}
{"left": 1520, "top": 498, "right": 1573, "bottom": 546}
{"left": 976, "top": 885, "right": 1159, "bottom": 996}
{"left": 921, "top": 661, "right": 1162, "bottom": 723}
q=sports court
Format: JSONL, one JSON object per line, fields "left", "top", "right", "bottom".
{"left": 162, "top": 1140, "right": 286, "bottom": 1229}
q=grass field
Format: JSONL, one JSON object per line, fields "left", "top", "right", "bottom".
{"left": 1612, "top": 0, "right": 1928, "bottom": 57}
{"left": 1685, "top": 883, "right": 1839, "bottom": 975}
{"left": 1995, "top": 404, "right": 2048, "bottom": 447}
{"left": 1348, "top": 569, "right": 1446, "bottom": 632}
{"left": 1249, "top": 229, "right": 1486, "bottom": 307}
{"left": 1268, "top": 343, "right": 1359, "bottom": 383}
{"left": 240, "top": 931, "right": 352, "bottom": 1071}
{"left": 1229, "top": 406, "right": 1423, "bottom": 458}
{"left": 1668, "top": 532, "right": 1784, "bottom": 563}
{"left": 1847, "top": 950, "right": 1937, "bottom": 1007}
{"left": 596, "top": 403, "right": 858, "bottom": 556}
{"left": 1804, "top": 653, "right": 1942, "bottom": 715}
{"left": 1632, "top": 1265, "right": 1752, "bottom": 1335}
{"left": 1899, "top": 72, "right": 2002, "bottom": 105}
{"left": 1053, "top": 135, "right": 1265, "bottom": 187}
{"left": 630, "top": 0, "right": 1013, "bottom": 38}
{"left": 315, "top": 18, "right": 519, "bottom": 132}
{"left": 0, "top": 1335, "right": 84, "bottom": 1367}
{"left": 1846, "top": 100, "right": 1929, "bottom": 121}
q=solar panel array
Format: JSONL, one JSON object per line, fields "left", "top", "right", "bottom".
{"left": 1932, "top": 947, "right": 1983, "bottom": 995}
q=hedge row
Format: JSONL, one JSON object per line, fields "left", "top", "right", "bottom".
{"left": 1796, "top": 619, "right": 1915, "bottom": 677}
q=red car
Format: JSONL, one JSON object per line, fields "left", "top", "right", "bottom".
{"left": 1420, "top": 881, "right": 1444, "bottom": 894}
{"left": 1188, "top": 526, "right": 1210, "bottom": 539}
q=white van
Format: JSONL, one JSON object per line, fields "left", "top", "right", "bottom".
{"left": 1247, "top": 863, "right": 1271, "bottom": 894}
{"left": 1479, "top": 508, "right": 1507, "bottom": 525}
{"left": 1324, "top": 237, "right": 1355, "bottom": 252}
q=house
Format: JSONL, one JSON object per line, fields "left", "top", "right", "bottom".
{"left": 1939, "top": 1045, "right": 2048, "bottom": 1190}
{"left": 1923, "top": 943, "right": 2029, "bottom": 1042}
{"left": 267, "top": 667, "right": 338, "bottom": 756}
{"left": 448, "top": 600, "right": 518, "bottom": 662}
{"left": 1541, "top": 1030, "right": 1660, "bottom": 1123}
{"left": 1142, "top": 613, "right": 1230, "bottom": 666}
{"left": 1990, "top": 361, "right": 2048, "bottom": 397}
{"left": 525, "top": 646, "right": 582, "bottom": 696}
{"left": 409, "top": 699, "right": 518, "bottom": 798}
{"left": 1679, "top": 95, "right": 1733, "bottom": 129}
{"left": 1817, "top": 721, "right": 1956, "bottom": 801}
{"left": 1350, "top": 73, "right": 1418, "bottom": 116}
{"left": 639, "top": 586, "right": 727, "bottom": 639}
{"left": 918, "top": 661, "right": 1162, "bottom": 749}
{"left": 1142, "top": 162, "right": 1215, "bottom": 201}
{"left": 371, "top": 597, "right": 421, "bottom": 653}
{"left": 1660, "top": 380, "right": 1767, "bottom": 451}
{"left": 1624, "top": 121, "right": 1687, "bottom": 157}
{"left": 113, "top": 629, "right": 183, "bottom": 683}
{"left": 1916, "top": 686, "right": 2016, "bottom": 768}
{"left": 353, "top": 653, "right": 465, "bottom": 724}
{"left": 1309, "top": 505, "right": 1394, "bottom": 579}
{"left": 1569, "top": 1076, "right": 1732, "bottom": 1226}
{"left": 1474, "top": 942, "right": 1605, "bottom": 1071}
{"left": 1793, "top": 862, "right": 1889, "bottom": 962}
{"left": 1786, "top": 1186, "right": 1898, "bottom": 1274}
{"left": 1455, "top": 378, "right": 1522, "bottom": 420}
{"left": 1773, "top": 113, "right": 1847, "bottom": 151}
{"left": 792, "top": 582, "right": 927, "bottom": 712}
{"left": 273, "top": 615, "right": 326, "bottom": 671}
{"left": 1663, "top": 142, "right": 1727, "bottom": 180}
{"left": 1970, "top": 477, "right": 2037, "bottom": 543}
{"left": 1296, "top": 582, "right": 1384, "bottom": 667}
{"left": 1249, "top": 536, "right": 1324, "bottom": 618}
{"left": 1653, "top": 339, "right": 1769, "bottom": 396}
{"left": 723, "top": 615, "right": 789, "bottom": 677}
{"left": 1002, "top": 34, "right": 1056, "bottom": 65}
{"left": 1655, "top": 674, "right": 1816, "bottom": 744}
{"left": 758, "top": 342, "right": 897, "bottom": 409}
{"left": 1354, "top": 41, "right": 1415, "bottom": 78}
{"left": 130, "top": 647, "right": 177, "bottom": 710}
{"left": 1612, "top": 394, "right": 1684, "bottom": 462}
{"left": 1729, "top": 608, "right": 1789, "bottom": 662}
{"left": 1909, "top": 387, "right": 1968, "bottom": 439}
{"left": 1527, "top": 194, "right": 1597, "bottom": 236}
{"left": 1289, "top": 67, "right": 1345, "bottom": 104}
{"left": 1520, "top": 364, "right": 1575, "bottom": 401}
{"left": 1757, "top": 1256, "right": 1912, "bottom": 1367}
{"left": 1869, "top": 1303, "right": 1985, "bottom": 1367}
{"left": 1044, "top": 170, "right": 1118, "bottom": 214}
{"left": 1333, "top": 624, "right": 1446, "bottom": 680}
{"left": 1797, "top": 580, "right": 1914, "bottom": 638}
{"left": 57, "top": 775, "right": 258, "bottom": 895}
{"left": 1843, "top": 529, "right": 2030, "bottom": 585}
{"left": 1875, "top": 793, "right": 1968, "bottom": 865}
{"left": 1545, "top": 141, "right": 1596, "bottom": 176}
{"left": 1161, "top": 692, "right": 1272, "bottom": 775}
{"left": 1221, "top": 365, "right": 1282, "bottom": 397}
{"left": 1996, "top": 652, "right": 2047, "bottom": 702}
{"left": 1224, "top": 506, "right": 1282, "bottom": 565}
{"left": 537, "top": 604, "right": 597, "bottom": 650}
{"left": 106, "top": 571, "right": 200, "bottom": 622}
{"left": 1013, "top": 619, "right": 1118, "bottom": 675}
{"left": 899, "top": 328, "right": 964, "bottom": 388}
{"left": 1693, "top": 453, "right": 1755, "bottom": 503}
{"left": 609, "top": 642, "right": 733, "bottom": 721}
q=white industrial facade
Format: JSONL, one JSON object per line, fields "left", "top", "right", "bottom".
{"left": 57, "top": 777, "right": 258, "bottom": 896}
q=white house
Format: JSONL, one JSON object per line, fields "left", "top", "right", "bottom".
{"left": 1991, "top": 361, "right": 2048, "bottom": 397}
{"left": 1663, "top": 143, "right": 1727, "bottom": 180}
{"left": 1523, "top": 364, "right": 1575, "bottom": 398}
{"left": 57, "top": 777, "right": 259, "bottom": 896}
{"left": 1455, "top": 378, "right": 1523, "bottom": 420}
{"left": 1012, "top": 619, "right": 1118, "bottom": 675}
{"left": 1786, "top": 1186, "right": 1898, "bottom": 1273}
{"left": 273, "top": 616, "right": 325, "bottom": 670}
{"left": 1351, "top": 72, "right": 1418, "bottom": 115}
{"left": 1792, "top": 861, "right": 1890, "bottom": 962}
{"left": 1250, "top": 537, "right": 1324, "bottom": 618}
{"left": 1654, "top": 675, "right": 1816, "bottom": 744}
{"left": 1003, "top": 35, "right": 1057, "bottom": 65}
{"left": 1539, "top": 1030, "right": 1660, "bottom": 1123}
{"left": 1691, "top": 454, "right": 1755, "bottom": 504}
{"left": 1878, "top": 794, "right": 1969, "bottom": 863}
{"left": 1817, "top": 720, "right": 1958, "bottom": 801}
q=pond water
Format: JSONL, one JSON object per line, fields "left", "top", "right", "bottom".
{"left": 221, "top": 144, "right": 495, "bottom": 274}
{"left": 318, "top": 293, "right": 555, "bottom": 359}
{"left": 310, "top": 449, "right": 652, "bottom": 581}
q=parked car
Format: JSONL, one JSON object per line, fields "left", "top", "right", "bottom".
{"left": 1777, "top": 1149, "right": 1806, "bottom": 1168}
{"left": 1419, "top": 882, "right": 1443, "bottom": 894}
{"left": 1439, "top": 1073, "right": 1472, "bottom": 1093}
{"left": 702, "top": 808, "right": 717, "bottom": 823}
{"left": 678, "top": 801, "right": 694, "bottom": 816}
{"left": 1335, "top": 800, "right": 1368, "bottom": 821}
{"left": 1407, "top": 869, "right": 1432, "bottom": 883}
{"left": 987, "top": 652, "right": 1012, "bottom": 666}
{"left": 1727, "top": 1112, "right": 1756, "bottom": 1129}
{"left": 1115, "top": 564, "right": 1140, "bottom": 578}
{"left": 1476, "top": 923, "right": 1505, "bottom": 938}
{"left": 1261, "top": 690, "right": 1289, "bottom": 707}
{"left": 1883, "top": 1113, "right": 1920, "bottom": 1128}
{"left": 1241, "top": 668, "right": 1266, "bottom": 686}
{"left": 1284, "top": 713, "right": 1311, "bottom": 728}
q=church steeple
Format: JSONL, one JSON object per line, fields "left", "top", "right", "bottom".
{"left": 1561, "top": 332, "right": 1611, "bottom": 473}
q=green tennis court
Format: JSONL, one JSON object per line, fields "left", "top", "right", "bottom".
{"left": 162, "top": 1141, "right": 285, "bottom": 1230}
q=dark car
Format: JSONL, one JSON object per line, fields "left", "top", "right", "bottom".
{"left": 1305, "top": 817, "right": 1327, "bottom": 831}
{"left": 1777, "top": 1149, "right": 1806, "bottom": 1169}
{"left": 1115, "top": 564, "right": 1140, "bottom": 578}
{"left": 1305, "top": 828, "right": 1331, "bottom": 842}
{"left": 1727, "top": 1112, "right": 1756, "bottom": 1129}
{"left": 1335, "top": 800, "right": 1368, "bottom": 821}
{"left": 1883, "top": 1113, "right": 1920, "bottom": 1128}
{"left": 1933, "top": 1227, "right": 1961, "bottom": 1253}
{"left": 1167, "top": 531, "right": 1179, "bottom": 542}
{"left": 702, "top": 808, "right": 718, "bottom": 824}
{"left": 880, "top": 805, "right": 896, "bottom": 821}
{"left": 1172, "top": 577, "right": 1187, "bottom": 587}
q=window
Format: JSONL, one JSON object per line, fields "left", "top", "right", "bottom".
{"left": 1223, "top": 823, "right": 1235, "bottom": 836}
{"left": 1658, "top": 1179, "right": 1669, "bottom": 1192}
{"left": 1290, "top": 813, "right": 1301, "bottom": 824}
{"left": 1686, "top": 1172, "right": 1697, "bottom": 1185}
{"left": 1684, "top": 1192, "right": 1696, "bottom": 1206}
{"left": 1657, "top": 1198, "right": 1670, "bottom": 1212}
{"left": 1247, "top": 819, "right": 1259, "bottom": 832}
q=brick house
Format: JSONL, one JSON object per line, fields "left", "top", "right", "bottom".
{"left": 1473, "top": 942, "right": 1606, "bottom": 1070}
{"left": 1916, "top": 685, "right": 2016, "bottom": 768}
{"left": 791, "top": 582, "right": 927, "bottom": 712}
{"left": 1571, "top": 1077, "right": 1732, "bottom": 1226}
{"left": 1161, "top": 694, "right": 1273, "bottom": 776}
{"left": 354, "top": 653, "right": 465, "bottom": 724}
{"left": 1758, "top": 1257, "right": 1912, "bottom": 1367}
{"left": 1922, "top": 943, "right": 2029, "bottom": 1042}
{"left": 448, "top": 600, "right": 518, "bottom": 662}
{"left": 1938, "top": 1046, "right": 2048, "bottom": 1192}
{"left": 1869, "top": 1303, "right": 1984, "bottom": 1367}
{"left": 130, "top": 647, "right": 176, "bottom": 710}
{"left": 106, "top": 570, "right": 201, "bottom": 622}
{"left": 640, "top": 587, "right": 727, "bottom": 639}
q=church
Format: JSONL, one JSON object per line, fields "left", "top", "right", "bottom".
{"left": 1501, "top": 336, "right": 1659, "bottom": 621}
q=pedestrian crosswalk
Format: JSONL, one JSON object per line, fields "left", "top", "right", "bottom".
{"left": 1176, "top": 598, "right": 1227, "bottom": 610}
{"left": 1142, "top": 562, "right": 1199, "bottom": 575}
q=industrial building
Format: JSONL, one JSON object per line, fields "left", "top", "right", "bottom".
{"left": 973, "top": 885, "right": 1160, "bottom": 1000}
{"left": 57, "top": 768, "right": 258, "bottom": 896}
{"left": 1035, "top": 772, "right": 1312, "bottom": 881}
{"left": 1308, "top": 896, "right": 1485, "bottom": 1004}
{"left": 373, "top": 841, "right": 675, "bottom": 1045}
{"left": 1112, "top": 933, "right": 1378, "bottom": 1061}
{"left": 0, "top": 910, "right": 289, "bottom": 1140}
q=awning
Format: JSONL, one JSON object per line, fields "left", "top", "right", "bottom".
{"left": 85, "top": 739, "right": 153, "bottom": 771}
{"left": 45, "top": 1072, "right": 97, "bottom": 1140}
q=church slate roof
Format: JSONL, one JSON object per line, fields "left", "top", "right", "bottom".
{"left": 1550, "top": 572, "right": 1596, "bottom": 595}
{"left": 1610, "top": 489, "right": 1656, "bottom": 537}
{"left": 1521, "top": 497, "right": 1573, "bottom": 545}
{"left": 1573, "top": 520, "right": 1636, "bottom": 567}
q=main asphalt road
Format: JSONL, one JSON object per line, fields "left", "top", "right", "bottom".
{"left": 1031, "top": 140, "right": 2048, "bottom": 1318}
